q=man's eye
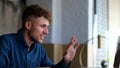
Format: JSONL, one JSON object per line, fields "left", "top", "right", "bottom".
{"left": 40, "top": 25, "right": 46, "bottom": 27}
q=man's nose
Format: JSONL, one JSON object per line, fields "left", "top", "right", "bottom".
{"left": 44, "top": 28, "right": 49, "bottom": 34}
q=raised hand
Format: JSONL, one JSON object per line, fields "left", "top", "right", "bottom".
{"left": 63, "top": 36, "right": 80, "bottom": 64}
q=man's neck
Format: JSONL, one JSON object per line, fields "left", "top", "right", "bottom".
{"left": 22, "top": 30, "right": 34, "bottom": 48}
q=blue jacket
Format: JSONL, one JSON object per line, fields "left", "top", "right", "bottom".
{"left": 0, "top": 29, "right": 69, "bottom": 68}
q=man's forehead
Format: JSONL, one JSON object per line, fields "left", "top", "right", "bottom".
{"left": 35, "top": 17, "right": 50, "bottom": 26}
{"left": 30, "top": 16, "right": 49, "bottom": 23}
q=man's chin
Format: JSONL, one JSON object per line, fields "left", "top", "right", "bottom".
{"left": 39, "top": 40, "right": 43, "bottom": 43}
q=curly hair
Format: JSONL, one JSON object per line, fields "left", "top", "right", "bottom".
{"left": 21, "top": 4, "right": 51, "bottom": 27}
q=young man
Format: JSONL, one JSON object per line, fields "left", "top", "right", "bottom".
{"left": 0, "top": 4, "right": 80, "bottom": 68}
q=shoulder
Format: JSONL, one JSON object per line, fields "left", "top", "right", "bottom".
{"left": 0, "top": 33, "right": 16, "bottom": 39}
{"left": 0, "top": 34, "right": 16, "bottom": 50}
{"left": 0, "top": 33, "right": 16, "bottom": 42}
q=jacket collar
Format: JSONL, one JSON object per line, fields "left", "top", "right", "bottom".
{"left": 16, "top": 29, "right": 36, "bottom": 49}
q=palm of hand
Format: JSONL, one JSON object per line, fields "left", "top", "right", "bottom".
{"left": 63, "top": 36, "right": 80, "bottom": 64}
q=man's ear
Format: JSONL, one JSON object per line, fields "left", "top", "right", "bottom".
{"left": 25, "top": 21, "right": 32, "bottom": 30}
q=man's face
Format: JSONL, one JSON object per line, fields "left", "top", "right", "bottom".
{"left": 28, "top": 16, "right": 49, "bottom": 43}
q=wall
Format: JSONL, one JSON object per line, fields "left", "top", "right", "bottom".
{"left": 95, "top": 0, "right": 108, "bottom": 67}
{"left": 88, "top": 0, "right": 94, "bottom": 67}
{"left": 52, "top": 0, "right": 88, "bottom": 44}
{"left": 88, "top": 0, "right": 109, "bottom": 67}
{"left": 109, "top": 0, "right": 120, "bottom": 67}
{"left": 0, "top": 0, "right": 22, "bottom": 35}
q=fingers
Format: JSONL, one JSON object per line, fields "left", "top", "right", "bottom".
{"left": 74, "top": 43, "right": 80, "bottom": 50}
{"left": 69, "top": 36, "right": 80, "bottom": 50}
{"left": 69, "top": 36, "right": 76, "bottom": 46}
